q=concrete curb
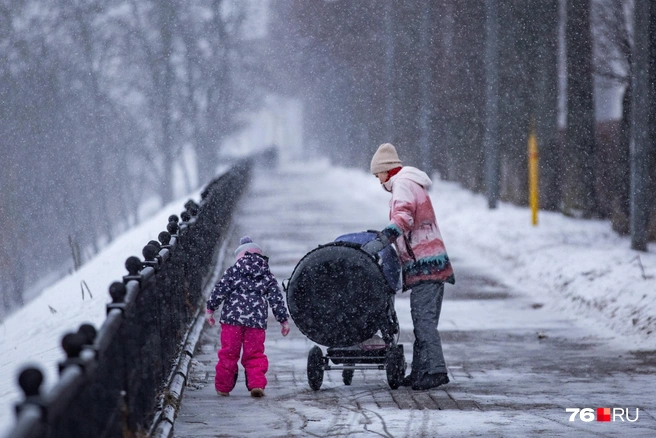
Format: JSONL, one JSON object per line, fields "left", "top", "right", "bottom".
{"left": 150, "top": 315, "right": 205, "bottom": 438}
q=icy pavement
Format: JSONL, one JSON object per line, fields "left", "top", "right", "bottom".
{"left": 173, "top": 163, "right": 656, "bottom": 437}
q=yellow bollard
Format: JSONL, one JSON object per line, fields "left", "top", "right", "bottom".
{"left": 528, "top": 125, "right": 539, "bottom": 226}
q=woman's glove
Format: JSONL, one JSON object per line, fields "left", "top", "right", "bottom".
{"left": 205, "top": 309, "right": 216, "bottom": 326}
{"left": 281, "top": 321, "right": 290, "bottom": 337}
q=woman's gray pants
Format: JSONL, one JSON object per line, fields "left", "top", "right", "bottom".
{"left": 410, "top": 281, "right": 447, "bottom": 376}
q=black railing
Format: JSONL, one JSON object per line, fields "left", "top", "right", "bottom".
{"left": 5, "top": 158, "right": 252, "bottom": 438}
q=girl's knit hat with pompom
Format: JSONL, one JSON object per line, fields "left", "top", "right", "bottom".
{"left": 234, "top": 236, "right": 262, "bottom": 259}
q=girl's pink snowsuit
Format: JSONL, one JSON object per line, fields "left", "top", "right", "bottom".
{"left": 207, "top": 252, "right": 289, "bottom": 393}
{"left": 216, "top": 325, "right": 268, "bottom": 392}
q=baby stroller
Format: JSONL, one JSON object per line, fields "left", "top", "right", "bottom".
{"left": 284, "top": 231, "right": 406, "bottom": 390}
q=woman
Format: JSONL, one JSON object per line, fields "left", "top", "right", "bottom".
{"left": 362, "top": 143, "right": 455, "bottom": 390}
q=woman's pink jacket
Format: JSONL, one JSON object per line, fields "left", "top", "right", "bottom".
{"left": 381, "top": 167, "right": 455, "bottom": 289}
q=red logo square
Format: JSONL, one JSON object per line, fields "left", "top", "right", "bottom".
{"left": 597, "top": 408, "right": 611, "bottom": 422}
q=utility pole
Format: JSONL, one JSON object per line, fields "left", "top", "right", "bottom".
{"left": 484, "top": 0, "right": 500, "bottom": 209}
{"left": 630, "top": 0, "right": 652, "bottom": 251}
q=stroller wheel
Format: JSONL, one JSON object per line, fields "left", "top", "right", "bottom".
{"left": 307, "top": 346, "right": 324, "bottom": 391}
{"left": 342, "top": 369, "right": 354, "bottom": 386}
{"left": 385, "top": 344, "right": 405, "bottom": 390}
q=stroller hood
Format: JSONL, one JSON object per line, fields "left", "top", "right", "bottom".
{"left": 286, "top": 239, "right": 396, "bottom": 347}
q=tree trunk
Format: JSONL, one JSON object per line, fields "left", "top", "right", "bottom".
{"left": 532, "top": 0, "right": 560, "bottom": 212}
{"left": 611, "top": 85, "right": 631, "bottom": 235}
{"left": 648, "top": 0, "right": 656, "bottom": 241}
{"left": 418, "top": 0, "right": 432, "bottom": 172}
{"left": 383, "top": 0, "right": 395, "bottom": 143}
{"left": 484, "top": 0, "right": 500, "bottom": 208}
{"left": 157, "top": 0, "right": 177, "bottom": 204}
{"left": 564, "top": 0, "right": 598, "bottom": 218}
{"left": 630, "top": 0, "right": 652, "bottom": 250}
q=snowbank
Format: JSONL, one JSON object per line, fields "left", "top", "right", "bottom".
{"left": 430, "top": 177, "right": 656, "bottom": 350}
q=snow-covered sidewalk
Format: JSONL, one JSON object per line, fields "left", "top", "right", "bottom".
{"left": 1, "top": 159, "right": 655, "bottom": 436}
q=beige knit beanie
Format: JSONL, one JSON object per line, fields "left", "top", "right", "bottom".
{"left": 370, "top": 143, "right": 402, "bottom": 174}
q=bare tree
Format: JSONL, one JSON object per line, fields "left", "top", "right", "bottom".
{"left": 0, "top": 0, "right": 264, "bottom": 316}
{"left": 180, "top": 0, "right": 255, "bottom": 184}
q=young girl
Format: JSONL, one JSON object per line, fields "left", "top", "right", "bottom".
{"left": 205, "top": 236, "right": 291, "bottom": 397}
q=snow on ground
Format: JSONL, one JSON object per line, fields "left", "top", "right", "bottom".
{"left": 0, "top": 189, "right": 203, "bottom": 435}
{"left": 432, "top": 177, "right": 656, "bottom": 350}
{"left": 1, "top": 158, "right": 655, "bottom": 435}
